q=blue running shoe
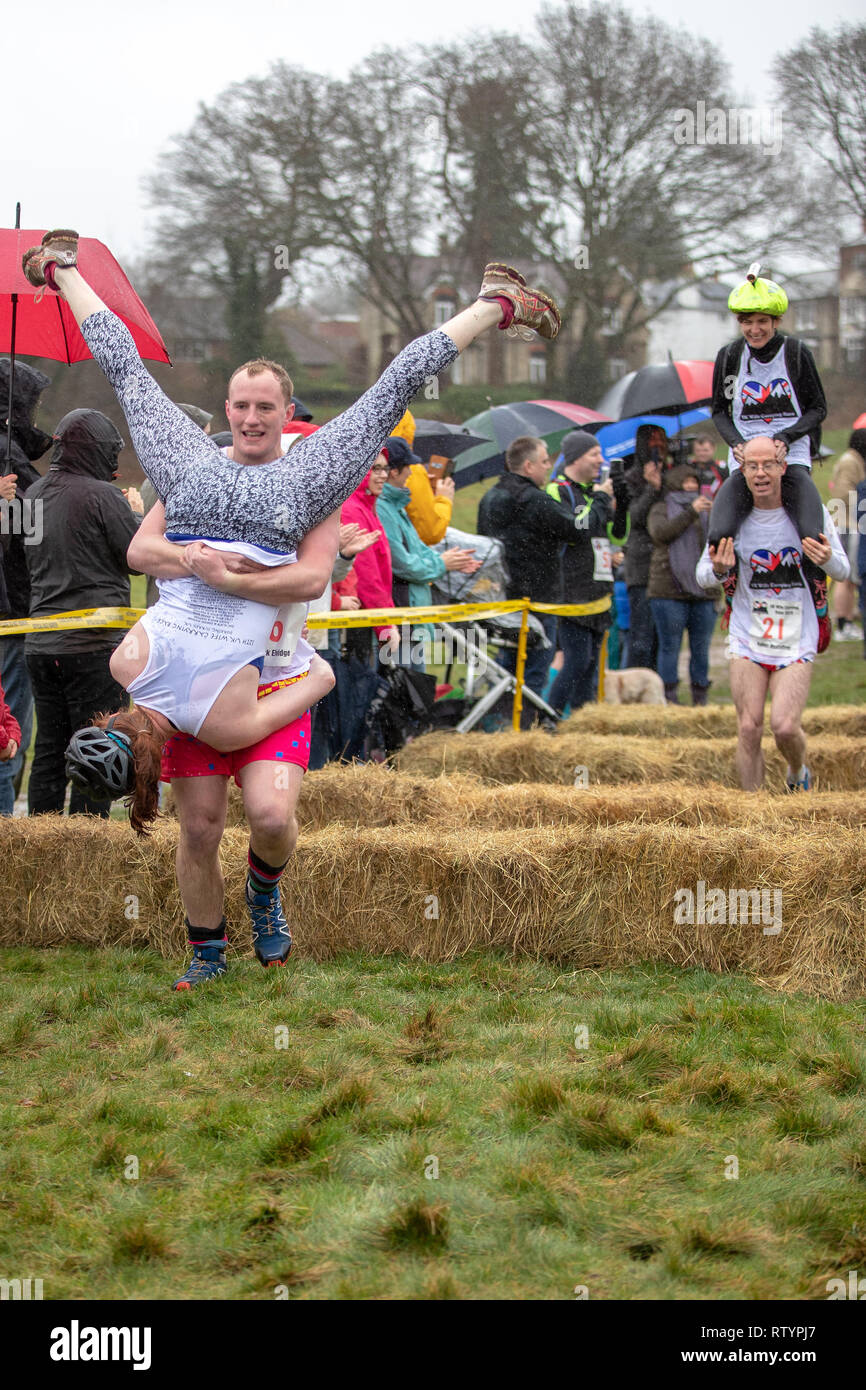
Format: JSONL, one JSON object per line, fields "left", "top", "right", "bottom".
{"left": 247, "top": 883, "right": 293, "bottom": 967}
{"left": 173, "top": 942, "right": 227, "bottom": 991}
{"left": 785, "top": 766, "right": 811, "bottom": 792}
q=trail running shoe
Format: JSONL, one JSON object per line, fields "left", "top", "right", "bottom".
{"left": 785, "top": 766, "right": 811, "bottom": 792}
{"left": 21, "top": 229, "right": 79, "bottom": 288}
{"left": 478, "top": 262, "right": 561, "bottom": 340}
{"left": 247, "top": 884, "right": 293, "bottom": 967}
{"left": 173, "top": 942, "right": 227, "bottom": 991}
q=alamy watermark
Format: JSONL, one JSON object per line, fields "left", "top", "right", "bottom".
{"left": 826, "top": 1269, "right": 866, "bottom": 1299}
{"left": 1, "top": 1276, "right": 43, "bottom": 1299}
{"left": 674, "top": 880, "right": 781, "bottom": 935}
{"left": 0, "top": 497, "right": 42, "bottom": 545}
{"left": 379, "top": 625, "right": 487, "bottom": 669}
{"left": 671, "top": 102, "right": 783, "bottom": 157}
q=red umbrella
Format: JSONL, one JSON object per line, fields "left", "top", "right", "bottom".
{"left": 852, "top": 413, "right": 866, "bottom": 430}
{"left": 0, "top": 227, "right": 170, "bottom": 364}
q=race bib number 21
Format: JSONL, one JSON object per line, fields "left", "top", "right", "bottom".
{"left": 749, "top": 598, "right": 801, "bottom": 657}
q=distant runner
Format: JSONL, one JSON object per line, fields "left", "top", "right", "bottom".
{"left": 697, "top": 436, "right": 848, "bottom": 791}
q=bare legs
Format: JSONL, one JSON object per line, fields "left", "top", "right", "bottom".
{"left": 50, "top": 266, "right": 107, "bottom": 326}
{"left": 172, "top": 777, "right": 229, "bottom": 929}
{"left": 438, "top": 299, "right": 502, "bottom": 352}
{"left": 730, "top": 659, "right": 770, "bottom": 789}
{"left": 170, "top": 760, "right": 304, "bottom": 932}
{"left": 729, "top": 657, "right": 811, "bottom": 789}
{"left": 767, "top": 662, "right": 811, "bottom": 777}
{"left": 196, "top": 656, "right": 334, "bottom": 753}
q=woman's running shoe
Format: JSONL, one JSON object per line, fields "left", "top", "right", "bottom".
{"left": 21, "top": 229, "right": 79, "bottom": 288}
{"left": 478, "top": 262, "right": 561, "bottom": 340}
{"left": 173, "top": 942, "right": 228, "bottom": 991}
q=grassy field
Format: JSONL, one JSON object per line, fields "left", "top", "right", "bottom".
{"left": 1, "top": 947, "right": 864, "bottom": 1301}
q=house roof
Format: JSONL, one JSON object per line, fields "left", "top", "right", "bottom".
{"left": 786, "top": 269, "right": 837, "bottom": 301}
{"left": 275, "top": 320, "right": 340, "bottom": 368}
{"left": 154, "top": 296, "right": 228, "bottom": 343}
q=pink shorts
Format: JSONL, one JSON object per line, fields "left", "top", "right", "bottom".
{"left": 161, "top": 710, "right": 312, "bottom": 787}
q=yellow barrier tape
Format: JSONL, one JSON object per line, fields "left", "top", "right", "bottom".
{"left": 306, "top": 598, "right": 611, "bottom": 628}
{"left": 1, "top": 597, "right": 611, "bottom": 636}
{"left": 530, "top": 597, "right": 611, "bottom": 618}
{"left": 0, "top": 607, "right": 145, "bottom": 636}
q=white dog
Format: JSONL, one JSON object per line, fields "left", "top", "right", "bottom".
{"left": 604, "top": 668, "right": 667, "bottom": 705}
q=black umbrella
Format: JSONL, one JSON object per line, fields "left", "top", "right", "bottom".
{"left": 411, "top": 418, "right": 489, "bottom": 462}
{"left": 594, "top": 361, "right": 714, "bottom": 420}
{"left": 451, "top": 439, "right": 506, "bottom": 489}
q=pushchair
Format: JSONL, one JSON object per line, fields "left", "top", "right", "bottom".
{"left": 431, "top": 527, "right": 558, "bottom": 732}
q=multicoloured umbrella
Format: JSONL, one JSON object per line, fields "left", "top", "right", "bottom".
{"left": 595, "top": 362, "right": 713, "bottom": 421}
{"left": 463, "top": 399, "right": 610, "bottom": 454}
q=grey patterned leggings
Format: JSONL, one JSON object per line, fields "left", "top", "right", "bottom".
{"left": 81, "top": 310, "right": 460, "bottom": 551}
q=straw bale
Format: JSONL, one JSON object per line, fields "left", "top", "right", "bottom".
{"left": 396, "top": 731, "right": 866, "bottom": 790}
{"left": 566, "top": 703, "right": 866, "bottom": 740}
{"left": 2, "top": 816, "right": 863, "bottom": 999}
{"left": 163, "top": 764, "right": 866, "bottom": 831}
{"left": 296, "top": 776, "right": 863, "bottom": 831}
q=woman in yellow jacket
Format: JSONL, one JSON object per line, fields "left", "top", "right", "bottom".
{"left": 391, "top": 409, "right": 454, "bottom": 545}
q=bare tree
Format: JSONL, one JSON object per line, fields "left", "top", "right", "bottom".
{"left": 311, "top": 52, "right": 435, "bottom": 351}
{"left": 146, "top": 64, "right": 336, "bottom": 360}
{"left": 415, "top": 35, "right": 554, "bottom": 382}
{"left": 773, "top": 23, "right": 866, "bottom": 222}
{"left": 144, "top": 4, "right": 828, "bottom": 399}
{"left": 531, "top": 0, "right": 820, "bottom": 402}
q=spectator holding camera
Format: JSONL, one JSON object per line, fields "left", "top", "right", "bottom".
{"left": 647, "top": 463, "right": 719, "bottom": 705}
{"left": 623, "top": 424, "right": 672, "bottom": 670}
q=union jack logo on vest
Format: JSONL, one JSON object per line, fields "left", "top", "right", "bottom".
{"left": 748, "top": 547, "right": 804, "bottom": 593}
{"left": 740, "top": 376, "right": 796, "bottom": 423}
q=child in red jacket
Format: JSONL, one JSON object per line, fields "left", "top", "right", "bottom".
{"left": 0, "top": 672, "right": 22, "bottom": 803}
{"left": 335, "top": 458, "right": 400, "bottom": 657}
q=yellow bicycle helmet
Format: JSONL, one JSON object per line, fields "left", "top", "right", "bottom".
{"left": 728, "top": 262, "right": 788, "bottom": 316}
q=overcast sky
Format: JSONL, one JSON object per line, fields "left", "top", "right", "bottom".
{"left": 4, "top": 0, "right": 862, "bottom": 262}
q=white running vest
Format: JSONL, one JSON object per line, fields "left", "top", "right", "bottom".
{"left": 730, "top": 341, "right": 811, "bottom": 470}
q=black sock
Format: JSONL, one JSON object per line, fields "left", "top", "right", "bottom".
{"left": 186, "top": 915, "right": 227, "bottom": 946}
{"left": 247, "top": 845, "right": 289, "bottom": 896}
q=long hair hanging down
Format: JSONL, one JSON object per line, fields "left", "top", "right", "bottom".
{"left": 91, "top": 708, "right": 166, "bottom": 835}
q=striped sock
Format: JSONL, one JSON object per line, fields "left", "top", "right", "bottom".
{"left": 247, "top": 845, "right": 289, "bottom": 896}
